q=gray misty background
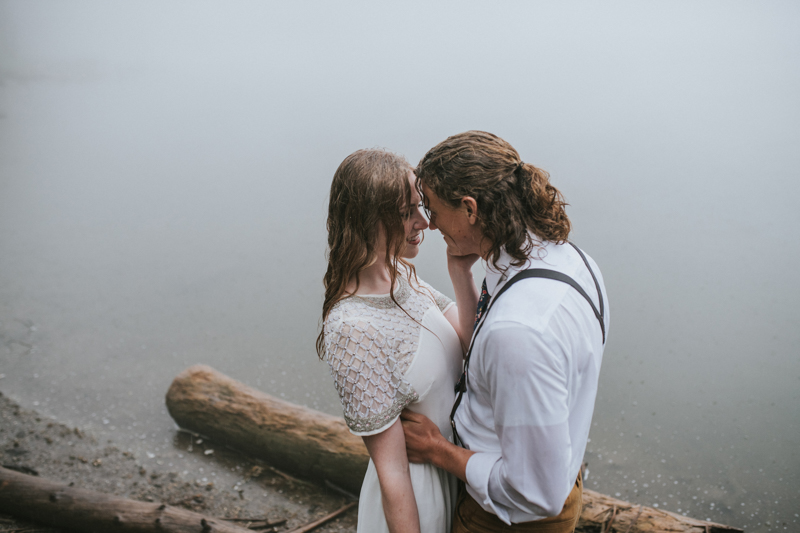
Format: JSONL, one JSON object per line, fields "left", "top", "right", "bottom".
{"left": 1, "top": 1, "right": 798, "bottom": 531}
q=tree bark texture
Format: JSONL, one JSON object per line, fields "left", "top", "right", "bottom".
{"left": 165, "top": 365, "right": 742, "bottom": 533}
{"left": 0, "top": 466, "right": 253, "bottom": 533}
{"left": 165, "top": 364, "right": 368, "bottom": 494}
{"left": 579, "top": 488, "right": 742, "bottom": 532}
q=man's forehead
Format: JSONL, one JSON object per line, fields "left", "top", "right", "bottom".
{"left": 420, "top": 184, "right": 441, "bottom": 206}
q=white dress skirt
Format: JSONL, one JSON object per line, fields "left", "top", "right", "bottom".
{"left": 323, "top": 275, "right": 463, "bottom": 533}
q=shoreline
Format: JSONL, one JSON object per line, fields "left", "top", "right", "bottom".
{"left": 0, "top": 386, "right": 748, "bottom": 533}
{"left": 0, "top": 389, "right": 357, "bottom": 532}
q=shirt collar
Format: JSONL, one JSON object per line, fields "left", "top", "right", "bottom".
{"left": 484, "top": 234, "right": 549, "bottom": 296}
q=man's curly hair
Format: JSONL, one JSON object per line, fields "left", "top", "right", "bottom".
{"left": 415, "top": 130, "right": 571, "bottom": 269}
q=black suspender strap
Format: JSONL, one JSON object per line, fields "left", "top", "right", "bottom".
{"left": 569, "top": 242, "right": 605, "bottom": 339}
{"left": 449, "top": 242, "right": 605, "bottom": 446}
{"left": 497, "top": 270, "right": 605, "bottom": 344}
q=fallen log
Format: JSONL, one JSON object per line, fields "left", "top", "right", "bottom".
{"left": 165, "top": 364, "right": 368, "bottom": 494}
{"left": 165, "top": 365, "right": 742, "bottom": 533}
{"left": 0, "top": 466, "right": 252, "bottom": 533}
{"left": 578, "top": 490, "right": 741, "bottom": 533}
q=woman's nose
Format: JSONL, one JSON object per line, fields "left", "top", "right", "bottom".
{"left": 415, "top": 212, "right": 429, "bottom": 230}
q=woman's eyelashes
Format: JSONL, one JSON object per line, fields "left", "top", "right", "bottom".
{"left": 401, "top": 203, "right": 425, "bottom": 220}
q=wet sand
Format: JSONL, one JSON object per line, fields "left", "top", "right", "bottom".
{"left": 0, "top": 390, "right": 358, "bottom": 532}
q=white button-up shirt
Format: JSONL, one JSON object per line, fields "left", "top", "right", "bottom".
{"left": 456, "top": 239, "right": 609, "bottom": 524}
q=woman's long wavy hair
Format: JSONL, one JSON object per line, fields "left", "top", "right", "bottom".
{"left": 415, "top": 130, "right": 571, "bottom": 269}
{"left": 316, "top": 149, "right": 417, "bottom": 359}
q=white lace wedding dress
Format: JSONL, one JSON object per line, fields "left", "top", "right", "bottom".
{"left": 323, "top": 275, "right": 462, "bottom": 533}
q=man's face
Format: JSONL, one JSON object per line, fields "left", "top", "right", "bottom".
{"left": 421, "top": 183, "right": 482, "bottom": 257}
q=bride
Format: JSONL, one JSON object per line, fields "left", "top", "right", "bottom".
{"left": 317, "top": 148, "right": 476, "bottom": 533}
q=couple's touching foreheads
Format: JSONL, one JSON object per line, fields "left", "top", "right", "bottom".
{"left": 317, "top": 131, "right": 608, "bottom": 533}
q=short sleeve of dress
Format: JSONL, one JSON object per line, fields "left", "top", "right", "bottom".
{"left": 416, "top": 278, "right": 455, "bottom": 314}
{"left": 325, "top": 316, "right": 418, "bottom": 436}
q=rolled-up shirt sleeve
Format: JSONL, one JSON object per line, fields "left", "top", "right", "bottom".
{"left": 464, "top": 320, "right": 574, "bottom": 523}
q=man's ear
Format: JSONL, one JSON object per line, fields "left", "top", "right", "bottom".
{"left": 461, "top": 197, "right": 479, "bottom": 225}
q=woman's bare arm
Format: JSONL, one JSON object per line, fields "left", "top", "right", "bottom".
{"left": 443, "top": 253, "right": 481, "bottom": 352}
{"left": 362, "top": 419, "right": 421, "bottom": 533}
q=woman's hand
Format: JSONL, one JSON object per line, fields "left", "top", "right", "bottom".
{"left": 444, "top": 252, "right": 481, "bottom": 352}
{"left": 447, "top": 251, "right": 480, "bottom": 274}
{"left": 362, "top": 420, "right": 421, "bottom": 533}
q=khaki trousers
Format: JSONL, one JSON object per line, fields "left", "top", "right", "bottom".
{"left": 452, "top": 473, "right": 582, "bottom": 533}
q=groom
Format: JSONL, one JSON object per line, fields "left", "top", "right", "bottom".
{"left": 401, "top": 131, "right": 608, "bottom": 533}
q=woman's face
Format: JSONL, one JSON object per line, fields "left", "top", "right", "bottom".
{"left": 372, "top": 171, "right": 428, "bottom": 261}
{"left": 400, "top": 172, "right": 428, "bottom": 259}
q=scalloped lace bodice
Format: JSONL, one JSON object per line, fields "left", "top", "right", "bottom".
{"left": 323, "top": 275, "right": 453, "bottom": 435}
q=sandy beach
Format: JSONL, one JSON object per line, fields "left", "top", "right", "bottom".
{"left": 0, "top": 390, "right": 358, "bottom": 532}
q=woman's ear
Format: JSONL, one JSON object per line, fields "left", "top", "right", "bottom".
{"left": 461, "top": 197, "right": 479, "bottom": 225}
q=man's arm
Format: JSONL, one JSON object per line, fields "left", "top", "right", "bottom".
{"left": 362, "top": 419, "right": 421, "bottom": 533}
{"left": 400, "top": 410, "right": 474, "bottom": 481}
{"left": 466, "top": 322, "right": 573, "bottom": 519}
{"left": 402, "top": 322, "right": 574, "bottom": 522}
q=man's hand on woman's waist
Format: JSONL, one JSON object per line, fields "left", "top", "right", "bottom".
{"left": 400, "top": 409, "right": 475, "bottom": 482}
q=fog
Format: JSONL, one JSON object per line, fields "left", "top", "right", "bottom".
{"left": 1, "top": 2, "right": 798, "bottom": 530}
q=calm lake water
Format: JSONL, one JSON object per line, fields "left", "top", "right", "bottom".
{"left": 1, "top": 2, "right": 798, "bottom": 531}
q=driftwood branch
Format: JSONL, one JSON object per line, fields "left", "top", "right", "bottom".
{"left": 284, "top": 502, "right": 356, "bottom": 533}
{"left": 165, "top": 364, "right": 742, "bottom": 533}
{"left": 0, "top": 466, "right": 253, "bottom": 533}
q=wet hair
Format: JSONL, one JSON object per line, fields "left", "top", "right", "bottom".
{"left": 316, "top": 148, "right": 417, "bottom": 359}
{"left": 415, "top": 130, "right": 571, "bottom": 269}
